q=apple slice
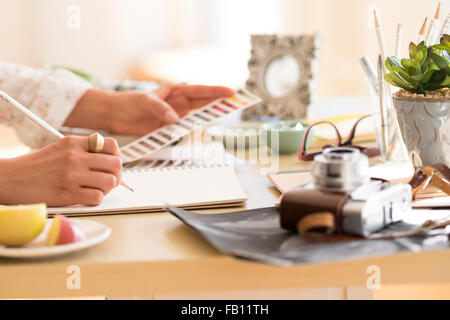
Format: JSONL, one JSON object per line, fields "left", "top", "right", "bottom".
{"left": 46, "top": 215, "right": 85, "bottom": 246}
{"left": 0, "top": 204, "right": 47, "bottom": 247}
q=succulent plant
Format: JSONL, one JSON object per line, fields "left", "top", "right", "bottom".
{"left": 384, "top": 34, "right": 450, "bottom": 94}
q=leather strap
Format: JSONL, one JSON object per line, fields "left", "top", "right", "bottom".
{"left": 408, "top": 163, "right": 450, "bottom": 200}
{"left": 297, "top": 212, "right": 335, "bottom": 236}
{"left": 295, "top": 213, "right": 450, "bottom": 243}
{"left": 281, "top": 165, "right": 450, "bottom": 243}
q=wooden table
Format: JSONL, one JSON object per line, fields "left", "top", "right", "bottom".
{"left": 1, "top": 125, "right": 450, "bottom": 300}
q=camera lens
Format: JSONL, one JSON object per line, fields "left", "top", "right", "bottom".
{"left": 323, "top": 147, "right": 360, "bottom": 161}
{"left": 312, "top": 147, "right": 370, "bottom": 192}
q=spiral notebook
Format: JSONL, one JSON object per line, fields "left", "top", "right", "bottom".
{"left": 47, "top": 165, "right": 247, "bottom": 216}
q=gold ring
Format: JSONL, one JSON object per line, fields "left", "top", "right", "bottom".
{"left": 88, "top": 133, "right": 105, "bottom": 153}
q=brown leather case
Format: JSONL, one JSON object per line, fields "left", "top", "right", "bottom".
{"left": 279, "top": 189, "right": 348, "bottom": 232}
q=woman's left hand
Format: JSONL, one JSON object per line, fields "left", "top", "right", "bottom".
{"left": 65, "top": 85, "right": 234, "bottom": 136}
{"left": 154, "top": 84, "right": 234, "bottom": 118}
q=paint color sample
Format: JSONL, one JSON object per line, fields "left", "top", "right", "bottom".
{"left": 120, "top": 88, "right": 261, "bottom": 163}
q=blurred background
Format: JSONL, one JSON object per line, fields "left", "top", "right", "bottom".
{"left": 0, "top": 0, "right": 447, "bottom": 97}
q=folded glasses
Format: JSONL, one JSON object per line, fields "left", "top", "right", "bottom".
{"left": 298, "top": 114, "right": 380, "bottom": 161}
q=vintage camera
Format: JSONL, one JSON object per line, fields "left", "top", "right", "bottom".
{"left": 280, "top": 147, "right": 412, "bottom": 237}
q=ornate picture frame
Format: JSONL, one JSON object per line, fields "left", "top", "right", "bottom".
{"left": 242, "top": 34, "right": 321, "bottom": 120}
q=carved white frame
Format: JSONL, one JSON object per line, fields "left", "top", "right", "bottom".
{"left": 243, "top": 34, "right": 321, "bottom": 120}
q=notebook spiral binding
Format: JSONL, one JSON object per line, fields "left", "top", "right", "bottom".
{"left": 124, "top": 163, "right": 229, "bottom": 174}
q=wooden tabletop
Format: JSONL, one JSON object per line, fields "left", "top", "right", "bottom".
{"left": 1, "top": 125, "right": 450, "bottom": 299}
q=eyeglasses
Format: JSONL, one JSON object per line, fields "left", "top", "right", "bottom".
{"left": 298, "top": 114, "right": 380, "bottom": 161}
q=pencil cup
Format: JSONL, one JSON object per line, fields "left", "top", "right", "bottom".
{"left": 366, "top": 80, "right": 409, "bottom": 163}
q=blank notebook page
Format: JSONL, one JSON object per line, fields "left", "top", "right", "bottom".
{"left": 48, "top": 165, "right": 247, "bottom": 215}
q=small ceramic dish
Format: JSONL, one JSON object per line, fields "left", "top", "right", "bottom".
{"left": 260, "top": 120, "right": 314, "bottom": 154}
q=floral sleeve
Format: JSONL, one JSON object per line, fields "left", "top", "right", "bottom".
{"left": 0, "top": 62, "right": 92, "bottom": 149}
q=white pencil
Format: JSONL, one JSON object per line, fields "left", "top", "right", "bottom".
{"left": 0, "top": 89, "right": 133, "bottom": 192}
{"left": 439, "top": 12, "right": 450, "bottom": 38}
{"left": 425, "top": 2, "right": 440, "bottom": 45}
{"left": 360, "top": 56, "right": 379, "bottom": 94}
{"left": 374, "top": 11, "right": 387, "bottom": 70}
{"left": 0, "top": 90, "right": 64, "bottom": 139}
{"left": 417, "top": 17, "right": 428, "bottom": 43}
{"left": 377, "top": 55, "right": 389, "bottom": 160}
{"left": 395, "top": 23, "right": 403, "bottom": 57}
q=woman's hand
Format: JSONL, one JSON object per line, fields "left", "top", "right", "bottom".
{"left": 0, "top": 136, "right": 122, "bottom": 207}
{"left": 153, "top": 84, "right": 235, "bottom": 118}
{"left": 64, "top": 85, "right": 234, "bottom": 136}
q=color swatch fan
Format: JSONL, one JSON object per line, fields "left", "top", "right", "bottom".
{"left": 120, "top": 88, "right": 261, "bottom": 163}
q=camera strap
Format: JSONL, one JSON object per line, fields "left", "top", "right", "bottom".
{"left": 280, "top": 177, "right": 450, "bottom": 243}
{"left": 408, "top": 163, "right": 450, "bottom": 200}
{"left": 295, "top": 212, "right": 450, "bottom": 243}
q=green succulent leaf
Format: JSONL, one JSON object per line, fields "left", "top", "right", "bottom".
{"left": 409, "top": 41, "right": 427, "bottom": 64}
{"left": 431, "top": 53, "right": 450, "bottom": 74}
{"left": 384, "top": 73, "right": 415, "bottom": 91}
{"left": 401, "top": 58, "right": 418, "bottom": 75}
{"left": 424, "top": 70, "right": 447, "bottom": 88}
{"left": 421, "top": 48, "right": 433, "bottom": 73}
{"left": 422, "top": 69, "right": 436, "bottom": 83}
{"left": 385, "top": 56, "right": 403, "bottom": 72}
{"left": 442, "top": 50, "right": 450, "bottom": 64}
{"left": 386, "top": 35, "right": 450, "bottom": 94}
{"left": 441, "top": 34, "right": 450, "bottom": 48}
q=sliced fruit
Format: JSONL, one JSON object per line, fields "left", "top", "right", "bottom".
{"left": 46, "top": 215, "right": 85, "bottom": 246}
{"left": 0, "top": 204, "right": 47, "bottom": 247}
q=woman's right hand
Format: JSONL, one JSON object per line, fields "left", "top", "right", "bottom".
{"left": 0, "top": 136, "right": 123, "bottom": 207}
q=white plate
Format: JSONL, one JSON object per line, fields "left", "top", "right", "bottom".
{"left": 0, "top": 218, "right": 111, "bottom": 258}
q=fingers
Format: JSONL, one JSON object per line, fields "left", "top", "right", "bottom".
{"left": 60, "top": 136, "right": 121, "bottom": 157}
{"left": 56, "top": 136, "right": 123, "bottom": 188}
{"left": 101, "top": 137, "right": 122, "bottom": 157}
{"left": 75, "top": 188, "right": 105, "bottom": 206}
{"left": 77, "top": 171, "right": 117, "bottom": 195}
{"left": 177, "top": 85, "right": 235, "bottom": 99}
{"left": 86, "top": 153, "right": 122, "bottom": 187}
{"left": 145, "top": 93, "right": 180, "bottom": 125}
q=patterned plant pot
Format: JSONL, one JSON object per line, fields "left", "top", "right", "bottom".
{"left": 392, "top": 95, "right": 450, "bottom": 168}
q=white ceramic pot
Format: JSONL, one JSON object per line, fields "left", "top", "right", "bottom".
{"left": 392, "top": 95, "right": 450, "bottom": 168}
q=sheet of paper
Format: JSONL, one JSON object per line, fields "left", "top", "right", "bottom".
{"left": 48, "top": 165, "right": 247, "bottom": 215}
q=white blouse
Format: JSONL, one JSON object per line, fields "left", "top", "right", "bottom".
{"left": 0, "top": 62, "right": 92, "bottom": 149}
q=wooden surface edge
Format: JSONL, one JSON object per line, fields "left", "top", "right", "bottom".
{"left": 1, "top": 248, "right": 450, "bottom": 299}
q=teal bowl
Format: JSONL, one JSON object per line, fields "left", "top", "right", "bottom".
{"left": 260, "top": 120, "right": 314, "bottom": 154}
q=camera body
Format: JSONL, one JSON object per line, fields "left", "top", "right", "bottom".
{"left": 280, "top": 148, "right": 412, "bottom": 237}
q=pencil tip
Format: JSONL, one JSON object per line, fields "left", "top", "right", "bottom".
{"left": 373, "top": 10, "right": 380, "bottom": 27}
{"left": 419, "top": 17, "right": 428, "bottom": 35}
{"left": 434, "top": 2, "right": 440, "bottom": 19}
